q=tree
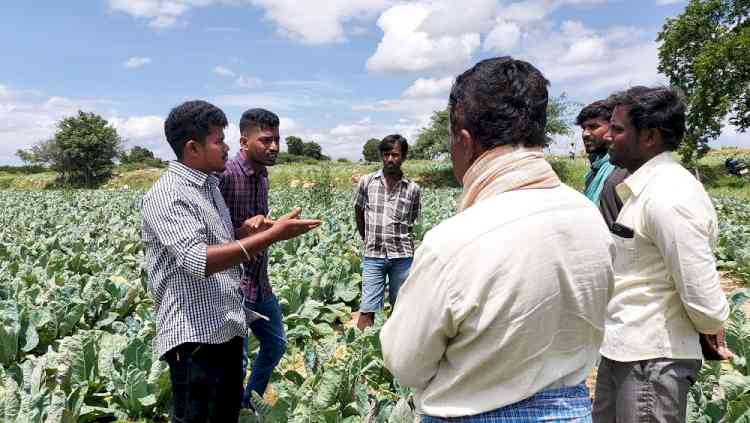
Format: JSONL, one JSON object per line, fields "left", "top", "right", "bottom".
{"left": 412, "top": 109, "right": 450, "bottom": 160}
{"left": 17, "top": 111, "right": 122, "bottom": 186}
{"left": 120, "top": 146, "right": 156, "bottom": 164}
{"left": 286, "top": 136, "right": 304, "bottom": 155}
{"left": 411, "top": 95, "right": 576, "bottom": 160}
{"left": 302, "top": 141, "right": 323, "bottom": 160}
{"left": 362, "top": 138, "right": 381, "bottom": 162}
{"left": 544, "top": 94, "right": 577, "bottom": 143}
{"left": 658, "top": 0, "right": 750, "bottom": 165}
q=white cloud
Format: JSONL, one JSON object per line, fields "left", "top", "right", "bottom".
{"left": 402, "top": 77, "right": 454, "bottom": 98}
{"left": 0, "top": 85, "right": 168, "bottom": 163}
{"left": 0, "top": 84, "right": 9, "bottom": 98}
{"left": 309, "top": 118, "right": 424, "bottom": 160}
{"left": 235, "top": 75, "right": 262, "bottom": 89}
{"left": 214, "top": 66, "right": 236, "bottom": 77}
{"left": 249, "top": 0, "right": 394, "bottom": 44}
{"left": 280, "top": 117, "right": 297, "bottom": 132}
{"left": 656, "top": 0, "right": 681, "bottom": 4}
{"left": 366, "top": 3, "right": 481, "bottom": 74}
{"left": 483, "top": 20, "right": 522, "bottom": 53}
{"left": 108, "top": 0, "right": 215, "bottom": 29}
{"left": 499, "top": 20, "right": 665, "bottom": 95}
{"left": 123, "top": 56, "right": 152, "bottom": 68}
{"left": 417, "top": 0, "right": 498, "bottom": 36}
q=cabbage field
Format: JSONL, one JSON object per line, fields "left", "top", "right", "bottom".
{"left": 0, "top": 187, "right": 748, "bottom": 423}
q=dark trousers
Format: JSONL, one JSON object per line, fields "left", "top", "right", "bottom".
{"left": 593, "top": 356, "right": 701, "bottom": 423}
{"left": 165, "top": 337, "right": 244, "bottom": 423}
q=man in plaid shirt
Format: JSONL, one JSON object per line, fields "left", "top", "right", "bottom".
{"left": 354, "top": 134, "right": 421, "bottom": 329}
{"left": 218, "top": 108, "right": 285, "bottom": 408}
{"left": 142, "top": 100, "right": 320, "bottom": 422}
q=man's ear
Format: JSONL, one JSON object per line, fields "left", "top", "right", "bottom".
{"left": 239, "top": 135, "right": 248, "bottom": 150}
{"left": 184, "top": 139, "right": 200, "bottom": 159}
{"left": 640, "top": 128, "right": 662, "bottom": 151}
{"left": 459, "top": 129, "right": 482, "bottom": 159}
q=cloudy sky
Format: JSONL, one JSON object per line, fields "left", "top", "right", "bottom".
{"left": 1, "top": 0, "right": 747, "bottom": 164}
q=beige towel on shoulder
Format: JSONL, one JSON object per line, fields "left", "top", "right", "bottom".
{"left": 459, "top": 145, "right": 561, "bottom": 212}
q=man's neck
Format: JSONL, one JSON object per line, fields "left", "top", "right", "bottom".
{"left": 587, "top": 149, "right": 608, "bottom": 166}
{"left": 383, "top": 170, "right": 402, "bottom": 183}
{"left": 241, "top": 150, "right": 266, "bottom": 175}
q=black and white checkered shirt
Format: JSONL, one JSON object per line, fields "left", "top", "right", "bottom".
{"left": 354, "top": 170, "right": 421, "bottom": 258}
{"left": 141, "top": 161, "right": 246, "bottom": 358}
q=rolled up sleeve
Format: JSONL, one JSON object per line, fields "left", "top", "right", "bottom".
{"left": 646, "top": 200, "right": 729, "bottom": 334}
{"left": 142, "top": 193, "right": 208, "bottom": 279}
{"left": 380, "top": 244, "right": 457, "bottom": 390}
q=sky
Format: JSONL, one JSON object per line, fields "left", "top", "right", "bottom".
{"left": 1, "top": 0, "right": 747, "bottom": 164}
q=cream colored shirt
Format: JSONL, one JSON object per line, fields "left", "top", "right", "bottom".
{"left": 600, "top": 152, "right": 729, "bottom": 362}
{"left": 380, "top": 185, "right": 615, "bottom": 417}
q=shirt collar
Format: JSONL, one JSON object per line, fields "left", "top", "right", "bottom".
{"left": 235, "top": 151, "right": 268, "bottom": 178}
{"left": 373, "top": 169, "right": 410, "bottom": 185}
{"left": 168, "top": 161, "right": 213, "bottom": 187}
{"left": 616, "top": 151, "right": 675, "bottom": 202}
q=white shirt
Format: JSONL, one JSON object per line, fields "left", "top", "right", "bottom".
{"left": 600, "top": 152, "right": 729, "bottom": 362}
{"left": 380, "top": 185, "right": 615, "bottom": 417}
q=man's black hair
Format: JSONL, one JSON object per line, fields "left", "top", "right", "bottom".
{"left": 164, "top": 100, "right": 228, "bottom": 160}
{"left": 575, "top": 99, "right": 614, "bottom": 126}
{"left": 240, "top": 108, "right": 279, "bottom": 134}
{"left": 609, "top": 86, "right": 686, "bottom": 150}
{"left": 379, "top": 134, "right": 409, "bottom": 158}
{"left": 449, "top": 56, "right": 550, "bottom": 149}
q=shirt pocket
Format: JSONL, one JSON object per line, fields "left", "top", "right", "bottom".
{"left": 613, "top": 234, "right": 637, "bottom": 275}
{"left": 394, "top": 197, "right": 410, "bottom": 222}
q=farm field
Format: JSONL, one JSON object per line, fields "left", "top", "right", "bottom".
{"left": 1, "top": 155, "right": 749, "bottom": 422}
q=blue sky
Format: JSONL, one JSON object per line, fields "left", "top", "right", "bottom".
{"left": 1, "top": 0, "right": 747, "bottom": 164}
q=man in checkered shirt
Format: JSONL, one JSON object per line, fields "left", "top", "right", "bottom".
{"left": 141, "top": 100, "right": 320, "bottom": 422}
{"left": 354, "top": 134, "right": 421, "bottom": 330}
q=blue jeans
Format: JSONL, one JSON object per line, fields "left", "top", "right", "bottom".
{"left": 421, "top": 384, "right": 592, "bottom": 422}
{"left": 241, "top": 294, "right": 287, "bottom": 408}
{"left": 360, "top": 256, "right": 413, "bottom": 313}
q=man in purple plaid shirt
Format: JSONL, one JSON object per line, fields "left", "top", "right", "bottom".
{"left": 219, "top": 108, "right": 283, "bottom": 409}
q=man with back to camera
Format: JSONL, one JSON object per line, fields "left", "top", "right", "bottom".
{"left": 141, "top": 100, "right": 321, "bottom": 422}
{"left": 354, "top": 134, "right": 421, "bottom": 330}
{"left": 380, "top": 57, "right": 615, "bottom": 422}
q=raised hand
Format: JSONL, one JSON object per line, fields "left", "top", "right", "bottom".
{"left": 271, "top": 207, "right": 322, "bottom": 241}
{"left": 237, "top": 215, "right": 273, "bottom": 238}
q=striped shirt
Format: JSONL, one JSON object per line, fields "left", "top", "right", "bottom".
{"left": 354, "top": 170, "right": 421, "bottom": 258}
{"left": 141, "top": 161, "right": 246, "bottom": 358}
{"left": 218, "top": 152, "right": 272, "bottom": 303}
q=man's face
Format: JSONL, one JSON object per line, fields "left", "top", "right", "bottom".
{"left": 382, "top": 142, "right": 404, "bottom": 174}
{"left": 242, "top": 127, "right": 280, "bottom": 167}
{"left": 606, "top": 105, "right": 644, "bottom": 171}
{"left": 196, "top": 125, "right": 229, "bottom": 173}
{"left": 580, "top": 117, "right": 610, "bottom": 154}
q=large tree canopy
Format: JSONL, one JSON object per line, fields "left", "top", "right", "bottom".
{"left": 658, "top": 0, "right": 750, "bottom": 164}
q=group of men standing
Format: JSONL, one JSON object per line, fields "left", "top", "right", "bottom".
{"left": 142, "top": 55, "right": 730, "bottom": 423}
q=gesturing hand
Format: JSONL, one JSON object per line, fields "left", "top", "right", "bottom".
{"left": 237, "top": 215, "right": 274, "bottom": 238}
{"left": 272, "top": 208, "right": 323, "bottom": 241}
